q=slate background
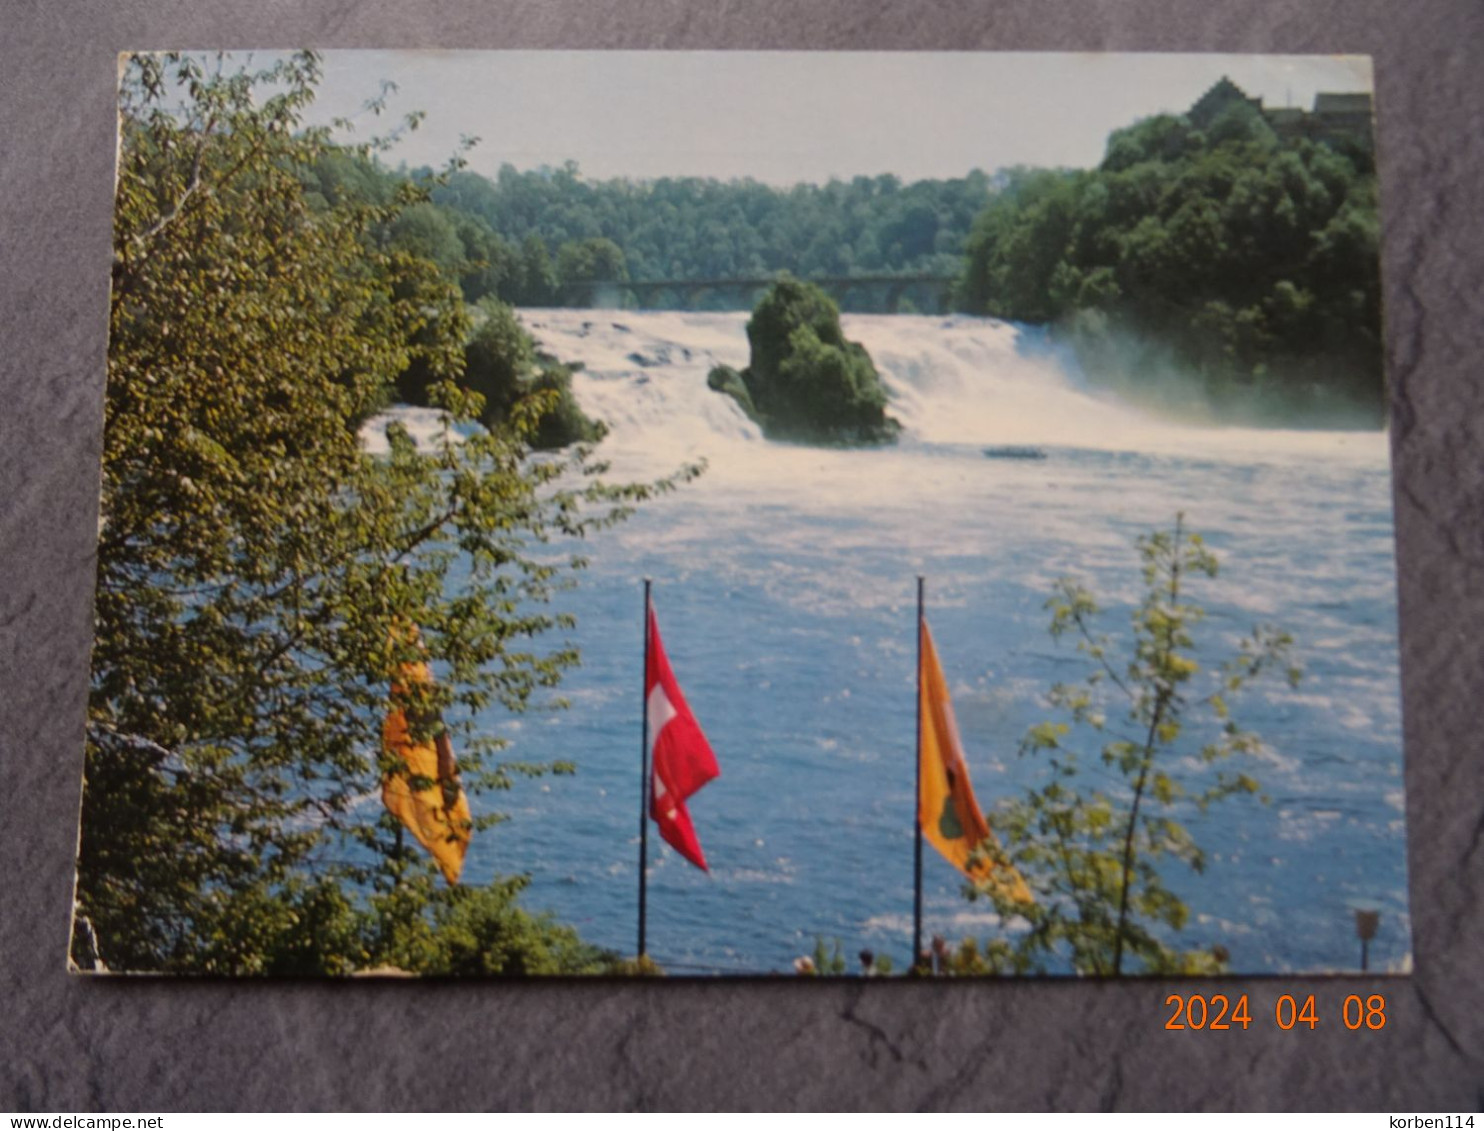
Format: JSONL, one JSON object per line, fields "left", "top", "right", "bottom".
{"left": 2, "top": 0, "right": 1481, "bottom": 1111}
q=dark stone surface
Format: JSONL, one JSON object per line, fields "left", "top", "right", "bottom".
{"left": 2, "top": 0, "right": 1481, "bottom": 1110}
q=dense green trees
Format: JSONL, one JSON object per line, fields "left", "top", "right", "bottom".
{"left": 77, "top": 52, "right": 689, "bottom": 975}
{"left": 554, "top": 236, "right": 629, "bottom": 301}
{"left": 425, "top": 165, "right": 990, "bottom": 309}
{"left": 956, "top": 85, "right": 1383, "bottom": 422}
{"left": 297, "top": 152, "right": 603, "bottom": 448}
{"left": 394, "top": 296, "right": 603, "bottom": 448}
{"left": 707, "top": 279, "right": 901, "bottom": 444}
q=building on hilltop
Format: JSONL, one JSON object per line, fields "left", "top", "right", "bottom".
{"left": 1187, "top": 76, "right": 1374, "bottom": 155}
{"left": 1310, "top": 92, "right": 1376, "bottom": 148}
{"left": 1188, "top": 77, "right": 1264, "bottom": 130}
{"left": 1264, "top": 106, "right": 1309, "bottom": 142}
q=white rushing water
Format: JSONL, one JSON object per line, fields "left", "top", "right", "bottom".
{"left": 449, "top": 308, "right": 1405, "bottom": 975}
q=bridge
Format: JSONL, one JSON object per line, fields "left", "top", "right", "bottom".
{"left": 558, "top": 273, "right": 959, "bottom": 314}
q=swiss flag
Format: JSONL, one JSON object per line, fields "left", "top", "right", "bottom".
{"left": 646, "top": 605, "right": 721, "bottom": 870}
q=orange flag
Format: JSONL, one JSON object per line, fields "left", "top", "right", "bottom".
{"left": 382, "top": 629, "right": 472, "bottom": 884}
{"left": 919, "top": 620, "right": 1032, "bottom": 903}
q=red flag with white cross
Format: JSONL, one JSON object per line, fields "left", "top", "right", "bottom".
{"left": 645, "top": 605, "right": 720, "bottom": 870}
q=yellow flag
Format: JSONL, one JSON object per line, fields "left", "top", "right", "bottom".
{"left": 381, "top": 631, "right": 472, "bottom": 885}
{"left": 919, "top": 620, "right": 1032, "bottom": 903}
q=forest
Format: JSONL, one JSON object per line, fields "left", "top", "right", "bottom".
{"left": 383, "top": 77, "right": 1384, "bottom": 422}
{"left": 952, "top": 82, "right": 1382, "bottom": 420}
{"left": 350, "top": 161, "right": 993, "bottom": 309}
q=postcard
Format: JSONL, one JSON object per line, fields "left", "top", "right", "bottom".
{"left": 73, "top": 49, "right": 1402, "bottom": 978}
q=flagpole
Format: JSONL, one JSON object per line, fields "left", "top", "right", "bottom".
{"left": 914, "top": 575, "right": 925, "bottom": 970}
{"left": 638, "top": 578, "right": 652, "bottom": 959}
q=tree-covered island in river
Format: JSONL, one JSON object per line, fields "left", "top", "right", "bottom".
{"left": 707, "top": 279, "right": 902, "bottom": 445}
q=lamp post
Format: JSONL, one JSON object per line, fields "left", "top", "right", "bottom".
{"left": 1354, "top": 908, "right": 1380, "bottom": 972}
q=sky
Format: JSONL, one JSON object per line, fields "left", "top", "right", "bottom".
{"left": 298, "top": 51, "right": 1373, "bottom": 187}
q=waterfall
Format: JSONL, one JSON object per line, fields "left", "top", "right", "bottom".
{"left": 521, "top": 308, "right": 1387, "bottom": 470}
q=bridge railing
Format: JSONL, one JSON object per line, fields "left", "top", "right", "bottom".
{"left": 554, "top": 273, "right": 960, "bottom": 313}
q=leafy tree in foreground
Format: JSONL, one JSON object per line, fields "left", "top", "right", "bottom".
{"left": 966, "top": 517, "right": 1301, "bottom": 976}
{"left": 76, "top": 52, "right": 694, "bottom": 975}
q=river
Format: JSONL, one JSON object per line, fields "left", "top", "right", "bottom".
{"left": 445, "top": 308, "right": 1406, "bottom": 975}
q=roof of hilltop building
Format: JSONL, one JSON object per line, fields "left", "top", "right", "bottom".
{"left": 1314, "top": 92, "right": 1375, "bottom": 116}
{"left": 1188, "top": 77, "right": 1264, "bottom": 128}
{"left": 1187, "top": 77, "right": 1374, "bottom": 152}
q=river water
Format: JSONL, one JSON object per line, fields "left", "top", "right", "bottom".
{"left": 449, "top": 308, "right": 1406, "bottom": 975}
